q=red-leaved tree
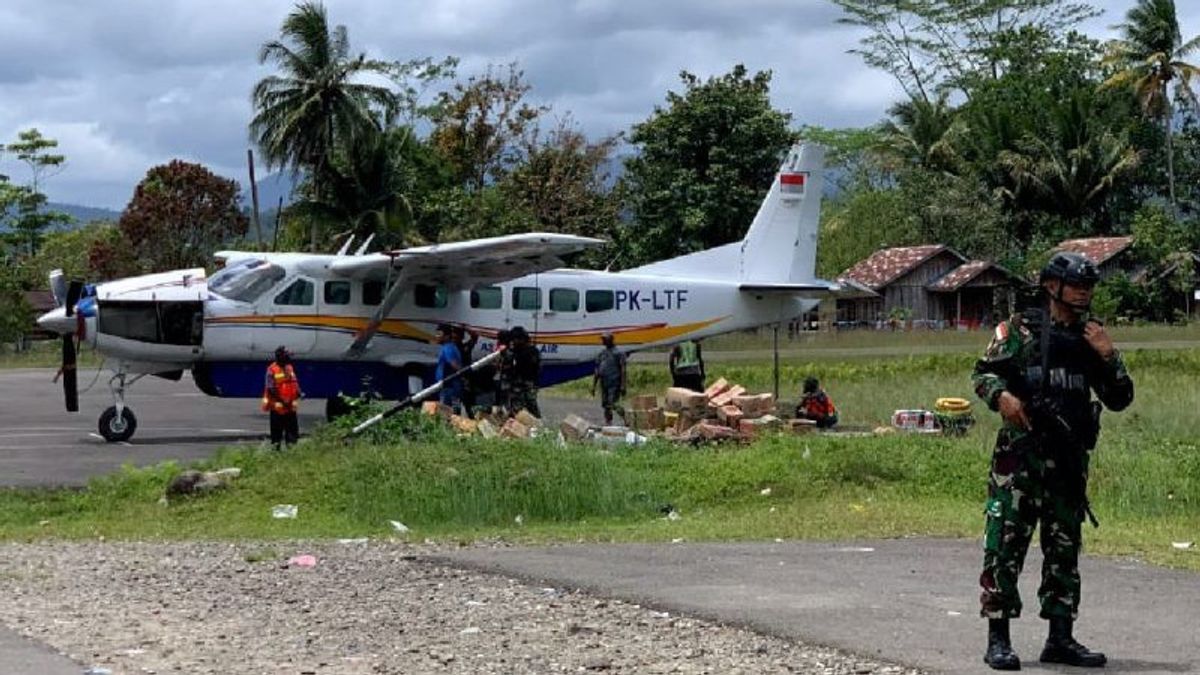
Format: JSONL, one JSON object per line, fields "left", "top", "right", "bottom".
{"left": 119, "top": 160, "right": 248, "bottom": 272}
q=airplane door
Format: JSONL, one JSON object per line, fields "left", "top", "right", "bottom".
{"left": 267, "top": 275, "right": 318, "bottom": 354}
{"left": 508, "top": 284, "right": 542, "bottom": 337}
{"left": 530, "top": 286, "right": 584, "bottom": 357}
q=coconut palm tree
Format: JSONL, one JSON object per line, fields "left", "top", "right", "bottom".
{"left": 877, "top": 94, "right": 957, "bottom": 170}
{"left": 1102, "top": 0, "right": 1200, "bottom": 212}
{"left": 290, "top": 126, "right": 415, "bottom": 251}
{"left": 998, "top": 89, "right": 1142, "bottom": 233}
{"left": 250, "top": 1, "right": 397, "bottom": 251}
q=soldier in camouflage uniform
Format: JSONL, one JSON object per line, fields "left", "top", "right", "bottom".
{"left": 506, "top": 325, "right": 542, "bottom": 418}
{"left": 972, "top": 252, "right": 1133, "bottom": 670}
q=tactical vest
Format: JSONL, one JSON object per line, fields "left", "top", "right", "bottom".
{"left": 1015, "top": 309, "right": 1100, "bottom": 448}
{"left": 675, "top": 341, "right": 701, "bottom": 374}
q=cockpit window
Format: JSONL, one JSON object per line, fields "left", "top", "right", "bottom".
{"left": 208, "top": 259, "right": 286, "bottom": 303}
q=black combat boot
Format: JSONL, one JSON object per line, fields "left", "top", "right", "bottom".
{"left": 1040, "top": 616, "right": 1106, "bottom": 667}
{"left": 984, "top": 619, "right": 1021, "bottom": 670}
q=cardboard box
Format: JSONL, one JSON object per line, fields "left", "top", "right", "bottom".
{"left": 560, "top": 414, "right": 592, "bottom": 441}
{"left": 515, "top": 409, "right": 542, "bottom": 429}
{"left": 703, "top": 377, "right": 731, "bottom": 399}
{"left": 789, "top": 418, "right": 817, "bottom": 434}
{"left": 711, "top": 385, "right": 747, "bottom": 408}
{"left": 717, "top": 404, "right": 744, "bottom": 426}
{"left": 665, "top": 387, "right": 708, "bottom": 413}
{"left": 449, "top": 415, "right": 478, "bottom": 435}
{"left": 477, "top": 419, "right": 499, "bottom": 439}
{"left": 734, "top": 393, "right": 775, "bottom": 418}
{"left": 501, "top": 418, "right": 530, "bottom": 439}
{"left": 630, "top": 407, "right": 664, "bottom": 431}
{"left": 663, "top": 411, "right": 680, "bottom": 428}
{"left": 630, "top": 394, "right": 658, "bottom": 410}
{"left": 696, "top": 422, "right": 739, "bottom": 441}
{"left": 739, "top": 415, "right": 782, "bottom": 436}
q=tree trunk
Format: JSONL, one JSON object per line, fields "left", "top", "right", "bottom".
{"left": 1165, "top": 87, "right": 1178, "bottom": 218}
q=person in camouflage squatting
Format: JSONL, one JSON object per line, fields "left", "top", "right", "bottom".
{"left": 972, "top": 252, "right": 1133, "bottom": 671}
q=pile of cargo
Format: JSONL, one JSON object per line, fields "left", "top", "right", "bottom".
{"left": 417, "top": 377, "right": 816, "bottom": 446}
{"left": 419, "top": 400, "right": 546, "bottom": 439}
{"left": 619, "top": 377, "right": 815, "bottom": 442}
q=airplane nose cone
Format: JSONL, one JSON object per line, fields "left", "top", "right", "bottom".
{"left": 37, "top": 307, "right": 75, "bottom": 335}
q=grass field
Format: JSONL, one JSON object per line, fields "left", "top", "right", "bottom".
{"left": 1, "top": 343, "right": 1196, "bottom": 572}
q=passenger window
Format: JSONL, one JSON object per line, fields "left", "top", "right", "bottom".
{"left": 362, "top": 280, "right": 383, "bottom": 306}
{"left": 585, "top": 289, "right": 614, "bottom": 313}
{"left": 274, "top": 278, "right": 314, "bottom": 306}
{"left": 471, "top": 286, "right": 502, "bottom": 309}
{"left": 512, "top": 287, "right": 542, "bottom": 311}
{"left": 414, "top": 283, "right": 448, "bottom": 309}
{"left": 549, "top": 288, "right": 579, "bottom": 312}
{"left": 324, "top": 280, "right": 351, "bottom": 305}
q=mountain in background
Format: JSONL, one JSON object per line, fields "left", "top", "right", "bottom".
{"left": 46, "top": 202, "right": 121, "bottom": 224}
{"left": 240, "top": 171, "right": 297, "bottom": 213}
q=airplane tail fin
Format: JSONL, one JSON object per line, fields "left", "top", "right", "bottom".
{"left": 627, "top": 143, "right": 827, "bottom": 285}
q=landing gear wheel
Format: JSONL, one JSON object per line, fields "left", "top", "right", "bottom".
{"left": 98, "top": 406, "right": 137, "bottom": 442}
{"left": 326, "top": 396, "right": 353, "bottom": 422}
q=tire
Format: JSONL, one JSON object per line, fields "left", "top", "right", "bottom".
{"left": 326, "top": 396, "right": 353, "bottom": 422}
{"left": 98, "top": 406, "right": 137, "bottom": 443}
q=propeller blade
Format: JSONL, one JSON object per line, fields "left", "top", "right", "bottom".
{"left": 49, "top": 270, "right": 67, "bottom": 307}
{"left": 64, "top": 280, "right": 84, "bottom": 318}
{"left": 62, "top": 335, "right": 78, "bottom": 412}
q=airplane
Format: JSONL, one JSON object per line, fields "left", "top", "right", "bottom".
{"left": 37, "top": 143, "right": 835, "bottom": 442}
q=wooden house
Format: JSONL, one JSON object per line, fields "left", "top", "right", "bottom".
{"left": 835, "top": 245, "right": 1028, "bottom": 328}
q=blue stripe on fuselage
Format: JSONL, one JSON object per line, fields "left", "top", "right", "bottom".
{"left": 192, "top": 360, "right": 596, "bottom": 399}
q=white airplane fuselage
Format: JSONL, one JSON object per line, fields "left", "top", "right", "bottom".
{"left": 50, "top": 262, "right": 816, "bottom": 400}
{"left": 37, "top": 143, "right": 833, "bottom": 441}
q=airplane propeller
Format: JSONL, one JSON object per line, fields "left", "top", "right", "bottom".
{"left": 61, "top": 280, "right": 84, "bottom": 413}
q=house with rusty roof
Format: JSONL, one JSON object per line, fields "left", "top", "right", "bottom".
{"left": 835, "top": 245, "right": 1028, "bottom": 328}
{"left": 1053, "top": 236, "right": 1136, "bottom": 279}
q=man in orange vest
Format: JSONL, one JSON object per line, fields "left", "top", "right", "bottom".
{"left": 263, "top": 345, "right": 302, "bottom": 450}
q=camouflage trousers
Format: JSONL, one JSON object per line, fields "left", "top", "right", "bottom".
{"left": 980, "top": 426, "right": 1089, "bottom": 620}
{"left": 509, "top": 384, "right": 540, "bottom": 419}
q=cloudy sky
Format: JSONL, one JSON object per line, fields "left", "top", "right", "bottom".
{"left": 1, "top": 0, "right": 1197, "bottom": 209}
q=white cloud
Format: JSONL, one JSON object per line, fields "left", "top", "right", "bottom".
{"left": 2, "top": 0, "right": 1197, "bottom": 209}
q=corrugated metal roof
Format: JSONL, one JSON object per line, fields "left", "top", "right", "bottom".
{"left": 1054, "top": 236, "right": 1133, "bottom": 265}
{"left": 927, "top": 260, "right": 990, "bottom": 292}
{"left": 840, "top": 245, "right": 953, "bottom": 290}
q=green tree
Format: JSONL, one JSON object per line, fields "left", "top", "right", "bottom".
{"left": 18, "top": 222, "right": 132, "bottom": 287}
{"left": 250, "top": 1, "right": 397, "bottom": 251}
{"left": 290, "top": 126, "right": 415, "bottom": 251}
{"left": 833, "top": 0, "right": 1099, "bottom": 101}
{"left": 118, "top": 161, "right": 249, "bottom": 272}
{"left": 1102, "top": 0, "right": 1200, "bottom": 212}
{"left": 2, "top": 129, "right": 71, "bottom": 255}
{"left": 427, "top": 63, "right": 546, "bottom": 232}
{"left": 619, "top": 66, "right": 794, "bottom": 267}
{"left": 503, "top": 119, "right": 622, "bottom": 239}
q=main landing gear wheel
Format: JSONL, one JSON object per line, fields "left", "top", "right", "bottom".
{"left": 98, "top": 406, "right": 137, "bottom": 443}
{"left": 326, "top": 396, "right": 353, "bottom": 421}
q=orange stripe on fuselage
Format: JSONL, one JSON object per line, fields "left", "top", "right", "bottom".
{"left": 206, "top": 315, "right": 726, "bottom": 347}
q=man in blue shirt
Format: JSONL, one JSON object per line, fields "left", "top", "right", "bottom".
{"left": 434, "top": 324, "right": 463, "bottom": 412}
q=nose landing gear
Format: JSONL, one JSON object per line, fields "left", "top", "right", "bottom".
{"left": 98, "top": 371, "right": 143, "bottom": 443}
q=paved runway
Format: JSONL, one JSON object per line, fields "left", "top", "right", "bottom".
{"left": 0, "top": 367, "right": 595, "bottom": 488}
{"left": 0, "top": 368, "right": 326, "bottom": 488}
{"left": 436, "top": 539, "right": 1200, "bottom": 675}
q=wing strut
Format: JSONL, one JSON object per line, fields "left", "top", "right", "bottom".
{"left": 346, "top": 264, "right": 408, "bottom": 358}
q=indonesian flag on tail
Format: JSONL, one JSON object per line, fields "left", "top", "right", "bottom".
{"left": 780, "top": 172, "right": 807, "bottom": 199}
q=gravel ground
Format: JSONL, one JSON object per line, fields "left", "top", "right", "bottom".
{"left": 0, "top": 541, "right": 924, "bottom": 675}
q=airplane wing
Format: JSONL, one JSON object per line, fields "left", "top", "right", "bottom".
{"left": 337, "top": 232, "right": 604, "bottom": 356}
{"left": 329, "top": 233, "right": 605, "bottom": 289}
